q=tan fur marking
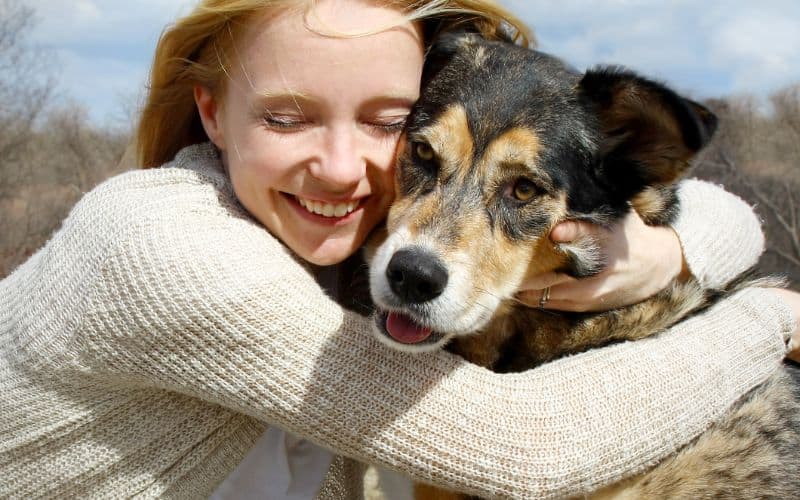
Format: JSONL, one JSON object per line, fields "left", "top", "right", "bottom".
{"left": 524, "top": 234, "right": 572, "bottom": 277}
{"left": 452, "top": 191, "right": 568, "bottom": 322}
{"left": 403, "top": 194, "right": 441, "bottom": 238}
{"left": 521, "top": 192, "right": 571, "bottom": 278}
{"left": 414, "top": 484, "right": 468, "bottom": 500}
{"left": 479, "top": 127, "right": 542, "bottom": 180}
{"left": 586, "top": 475, "right": 643, "bottom": 500}
{"left": 476, "top": 227, "right": 529, "bottom": 291}
{"left": 385, "top": 195, "right": 414, "bottom": 233}
{"left": 631, "top": 186, "right": 666, "bottom": 219}
{"left": 418, "top": 105, "right": 473, "bottom": 178}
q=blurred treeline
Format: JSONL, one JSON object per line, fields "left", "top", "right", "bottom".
{"left": 696, "top": 92, "right": 800, "bottom": 287}
{"left": 1, "top": 0, "right": 798, "bottom": 286}
{"left": 0, "top": 0, "right": 130, "bottom": 276}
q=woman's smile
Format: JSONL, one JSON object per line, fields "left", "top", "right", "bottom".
{"left": 284, "top": 192, "right": 365, "bottom": 226}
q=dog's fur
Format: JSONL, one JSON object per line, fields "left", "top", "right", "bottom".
{"left": 367, "top": 33, "right": 800, "bottom": 498}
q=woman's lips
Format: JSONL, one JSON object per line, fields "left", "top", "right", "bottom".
{"left": 282, "top": 192, "right": 364, "bottom": 225}
{"left": 295, "top": 195, "right": 359, "bottom": 218}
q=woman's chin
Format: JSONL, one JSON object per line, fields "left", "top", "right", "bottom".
{"left": 293, "top": 236, "right": 363, "bottom": 267}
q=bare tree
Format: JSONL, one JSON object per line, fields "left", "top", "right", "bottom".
{"left": 768, "top": 85, "right": 800, "bottom": 177}
{"left": 696, "top": 91, "right": 800, "bottom": 287}
{"left": 0, "top": 0, "right": 129, "bottom": 277}
{"left": 0, "top": 0, "right": 54, "bottom": 176}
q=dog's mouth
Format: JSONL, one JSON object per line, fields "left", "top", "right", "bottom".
{"left": 375, "top": 310, "right": 447, "bottom": 346}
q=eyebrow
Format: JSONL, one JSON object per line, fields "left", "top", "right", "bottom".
{"left": 255, "top": 89, "right": 416, "bottom": 104}
{"left": 252, "top": 90, "right": 418, "bottom": 111}
{"left": 253, "top": 90, "right": 317, "bottom": 105}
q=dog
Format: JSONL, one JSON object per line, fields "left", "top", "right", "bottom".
{"left": 367, "top": 33, "right": 800, "bottom": 498}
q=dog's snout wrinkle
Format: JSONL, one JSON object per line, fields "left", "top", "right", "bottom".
{"left": 386, "top": 248, "right": 449, "bottom": 304}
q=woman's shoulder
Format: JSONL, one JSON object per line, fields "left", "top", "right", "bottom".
{"left": 50, "top": 142, "right": 300, "bottom": 301}
{"left": 58, "top": 142, "right": 285, "bottom": 267}
{"left": 90, "top": 143, "right": 229, "bottom": 203}
{"left": 76, "top": 143, "right": 245, "bottom": 226}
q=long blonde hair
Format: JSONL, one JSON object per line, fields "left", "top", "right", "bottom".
{"left": 136, "top": 0, "right": 533, "bottom": 168}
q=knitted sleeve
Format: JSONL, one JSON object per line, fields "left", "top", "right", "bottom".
{"left": 74, "top": 203, "right": 793, "bottom": 499}
{"left": 672, "top": 179, "right": 765, "bottom": 289}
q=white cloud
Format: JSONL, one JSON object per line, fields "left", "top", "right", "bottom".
{"left": 75, "top": 0, "right": 101, "bottom": 22}
{"left": 501, "top": 0, "right": 800, "bottom": 97}
{"left": 28, "top": 0, "right": 198, "bottom": 47}
{"left": 20, "top": 0, "right": 800, "bottom": 122}
{"left": 27, "top": 0, "right": 199, "bottom": 123}
{"left": 709, "top": 10, "right": 800, "bottom": 94}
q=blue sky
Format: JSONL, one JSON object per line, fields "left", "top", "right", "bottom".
{"left": 27, "top": 0, "right": 800, "bottom": 124}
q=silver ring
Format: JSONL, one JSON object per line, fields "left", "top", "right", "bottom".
{"left": 539, "top": 286, "right": 551, "bottom": 309}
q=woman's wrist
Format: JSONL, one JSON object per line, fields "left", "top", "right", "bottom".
{"left": 669, "top": 227, "right": 693, "bottom": 282}
{"left": 671, "top": 180, "right": 765, "bottom": 289}
{"left": 770, "top": 288, "right": 800, "bottom": 362}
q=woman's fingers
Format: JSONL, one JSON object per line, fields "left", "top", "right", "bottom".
{"left": 516, "top": 276, "right": 609, "bottom": 311}
{"left": 516, "top": 221, "right": 603, "bottom": 308}
{"left": 549, "top": 219, "right": 584, "bottom": 243}
{"left": 518, "top": 271, "right": 575, "bottom": 292}
{"left": 518, "top": 280, "right": 615, "bottom": 312}
{"left": 520, "top": 212, "right": 686, "bottom": 312}
{"left": 514, "top": 277, "right": 571, "bottom": 308}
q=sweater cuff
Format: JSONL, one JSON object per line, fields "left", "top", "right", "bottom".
{"left": 672, "top": 179, "right": 764, "bottom": 289}
{"left": 732, "top": 287, "right": 796, "bottom": 348}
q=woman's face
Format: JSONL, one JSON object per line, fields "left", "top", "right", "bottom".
{"left": 196, "top": 0, "right": 424, "bottom": 265}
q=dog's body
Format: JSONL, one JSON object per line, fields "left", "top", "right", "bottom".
{"left": 367, "top": 34, "right": 800, "bottom": 498}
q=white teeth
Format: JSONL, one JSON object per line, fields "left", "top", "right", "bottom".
{"left": 296, "top": 196, "right": 358, "bottom": 218}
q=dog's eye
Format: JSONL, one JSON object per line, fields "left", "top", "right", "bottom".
{"left": 414, "top": 142, "right": 435, "bottom": 161}
{"left": 512, "top": 179, "right": 539, "bottom": 201}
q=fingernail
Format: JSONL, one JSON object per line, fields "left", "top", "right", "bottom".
{"left": 550, "top": 221, "right": 575, "bottom": 243}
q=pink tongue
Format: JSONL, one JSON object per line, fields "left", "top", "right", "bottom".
{"left": 386, "top": 312, "right": 433, "bottom": 344}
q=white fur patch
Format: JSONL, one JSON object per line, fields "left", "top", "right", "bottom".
{"left": 558, "top": 232, "right": 604, "bottom": 276}
{"left": 369, "top": 225, "right": 526, "bottom": 352}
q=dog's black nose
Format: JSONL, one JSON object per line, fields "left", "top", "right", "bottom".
{"left": 386, "top": 248, "right": 449, "bottom": 304}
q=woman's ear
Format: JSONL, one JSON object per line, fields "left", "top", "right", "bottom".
{"left": 194, "top": 85, "right": 226, "bottom": 150}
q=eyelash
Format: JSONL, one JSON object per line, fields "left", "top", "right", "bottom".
{"left": 367, "top": 118, "right": 407, "bottom": 135}
{"left": 260, "top": 115, "right": 407, "bottom": 135}
{"left": 261, "top": 115, "right": 307, "bottom": 131}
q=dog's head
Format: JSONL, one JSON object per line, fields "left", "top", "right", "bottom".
{"left": 368, "top": 33, "right": 717, "bottom": 352}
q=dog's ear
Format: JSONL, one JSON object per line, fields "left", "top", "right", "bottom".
{"left": 578, "top": 67, "right": 717, "bottom": 195}
{"left": 422, "top": 32, "right": 481, "bottom": 88}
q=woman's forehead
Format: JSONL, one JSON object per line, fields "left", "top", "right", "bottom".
{"left": 231, "top": 1, "right": 424, "bottom": 88}
{"left": 242, "top": 0, "right": 419, "bottom": 42}
{"left": 214, "top": 1, "right": 423, "bottom": 111}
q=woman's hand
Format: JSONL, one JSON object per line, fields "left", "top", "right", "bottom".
{"left": 516, "top": 211, "right": 687, "bottom": 312}
{"left": 771, "top": 288, "right": 800, "bottom": 363}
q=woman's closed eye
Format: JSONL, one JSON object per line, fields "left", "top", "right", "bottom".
{"left": 362, "top": 114, "right": 409, "bottom": 136}
{"left": 261, "top": 113, "right": 310, "bottom": 131}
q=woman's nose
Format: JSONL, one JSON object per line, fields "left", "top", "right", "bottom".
{"left": 308, "top": 126, "right": 366, "bottom": 188}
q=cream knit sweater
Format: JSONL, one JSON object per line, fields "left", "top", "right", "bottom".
{"left": 0, "top": 143, "right": 793, "bottom": 499}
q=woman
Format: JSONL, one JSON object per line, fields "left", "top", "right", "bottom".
{"left": 1, "top": 0, "right": 797, "bottom": 498}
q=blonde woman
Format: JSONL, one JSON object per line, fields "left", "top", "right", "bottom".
{"left": 2, "top": 0, "right": 797, "bottom": 498}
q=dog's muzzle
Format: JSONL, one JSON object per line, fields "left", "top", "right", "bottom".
{"left": 386, "top": 247, "right": 449, "bottom": 304}
{"left": 370, "top": 246, "right": 454, "bottom": 350}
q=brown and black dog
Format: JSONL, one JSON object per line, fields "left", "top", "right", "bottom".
{"left": 367, "top": 33, "right": 800, "bottom": 498}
